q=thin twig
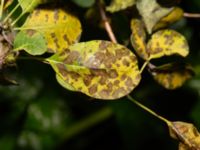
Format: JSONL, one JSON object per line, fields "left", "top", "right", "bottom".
{"left": 184, "top": 12, "right": 200, "bottom": 18}
{"left": 98, "top": 0, "right": 117, "bottom": 43}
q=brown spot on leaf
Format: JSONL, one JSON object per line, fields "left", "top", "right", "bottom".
{"left": 83, "top": 75, "right": 93, "bottom": 86}
{"left": 121, "top": 74, "right": 127, "bottom": 81}
{"left": 122, "top": 59, "right": 130, "bottom": 67}
{"left": 114, "top": 80, "right": 120, "bottom": 86}
{"left": 99, "top": 76, "right": 107, "bottom": 85}
{"left": 54, "top": 9, "right": 59, "bottom": 21}
{"left": 64, "top": 51, "right": 80, "bottom": 64}
{"left": 88, "top": 84, "right": 98, "bottom": 95}
{"left": 108, "top": 70, "right": 118, "bottom": 78}
{"left": 99, "top": 89, "right": 110, "bottom": 99}
{"left": 112, "top": 87, "right": 126, "bottom": 98}
{"left": 26, "top": 29, "right": 36, "bottom": 37}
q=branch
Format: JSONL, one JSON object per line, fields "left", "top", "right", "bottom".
{"left": 184, "top": 12, "right": 200, "bottom": 18}
{"left": 98, "top": 0, "right": 117, "bottom": 43}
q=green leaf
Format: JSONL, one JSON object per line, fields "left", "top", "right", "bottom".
{"left": 71, "top": 0, "right": 95, "bottom": 8}
{"left": 107, "top": 0, "right": 136, "bottom": 12}
{"left": 147, "top": 29, "right": 189, "bottom": 60}
{"left": 136, "top": 0, "right": 173, "bottom": 34}
{"left": 47, "top": 40, "right": 141, "bottom": 100}
{"left": 18, "top": 0, "right": 47, "bottom": 13}
{"left": 14, "top": 30, "right": 47, "bottom": 55}
{"left": 150, "top": 63, "right": 194, "bottom": 89}
{"left": 130, "top": 19, "right": 148, "bottom": 60}
{"left": 22, "top": 7, "right": 82, "bottom": 53}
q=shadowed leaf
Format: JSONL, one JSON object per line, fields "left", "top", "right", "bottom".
{"left": 71, "top": 0, "right": 95, "bottom": 8}
{"left": 21, "top": 7, "right": 82, "bottom": 53}
{"left": 47, "top": 40, "right": 141, "bottom": 100}
{"left": 147, "top": 29, "right": 189, "bottom": 60}
{"left": 130, "top": 19, "right": 148, "bottom": 60}
{"left": 153, "top": 7, "right": 183, "bottom": 31}
{"left": 4, "top": 0, "right": 13, "bottom": 10}
{"left": 136, "top": 0, "right": 173, "bottom": 33}
{"left": 150, "top": 63, "right": 194, "bottom": 89}
{"left": 14, "top": 30, "right": 47, "bottom": 55}
{"left": 106, "top": 0, "right": 136, "bottom": 12}
{"left": 169, "top": 121, "right": 200, "bottom": 150}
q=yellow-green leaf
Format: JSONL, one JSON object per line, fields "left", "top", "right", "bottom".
{"left": 47, "top": 40, "right": 141, "bottom": 100}
{"left": 169, "top": 121, "right": 200, "bottom": 150}
{"left": 150, "top": 63, "right": 194, "bottom": 89}
{"left": 14, "top": 30, "right": 47, "bottom": 55}
{"left": 153, "top": 7, "right": 184, "bottom": 31}
{"left": 130, "top": 19, "right": 148, "bottom": 60}
{"left": 106, "top": 0, "right": 136, "bottom": 13}
{"left": 56, "top": 74, "right": 76, "bottom": 91}
{"left": 147, "top": 29, "right": 189, "bottom": 60}
{"left": 21, "top": 7, "right": 82, "bottom": 53}
{"left": 4, "top": 0, "right": 13, "bottom": 10}
{"left": 136, "top": 0, "right": 173, "bottom": 33}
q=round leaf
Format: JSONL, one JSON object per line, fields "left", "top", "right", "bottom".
{"left": 47, "top": 40, "right": 141, "bottom": 100}
{"left": 147, "top": 29, "right": 189, "bottom": 60}
{"left": 14, "top": 30, "right": 47, "bottom": 55}
{"left": 21, "top": 7, "right": 82, "bottom": 53}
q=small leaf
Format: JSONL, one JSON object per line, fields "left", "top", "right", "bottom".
{"left": 0, "top": 74, "right": 18, "bottom": 86}
{"left": 14, "top": 30, "right": 47, "bottom": 55}
{"left": 150, "top": 63, "right": 194, "bottom": 89}
{"left": 169, "top": 121, "right": 200, "bottom": 150}
{"left": 71, "top": 0, "right": 95, "bottom": 8}
{"left": 147, "top": 29, "right": 189, "bottom": 60}
{"left": 130, "top": 19, "right": 148, "bottom": 60}
{"left": 47, "top": 40, "right": 141, "bottom": 100}
{"left": 18, "top": 0, "right": 47, "bottom": 13}
{"left": 4, "top": 0, "right": 14, "bottom": 10}
{"left": 136, "top": 0, "right": 173, "bottom": 33}
{"left": 106, "top": 0, "right": 136, "bottom": 13}
{"left": 153, "top": 7, "right": 184, "bottom": 31}
{"left": 22, "top": 7, "right": 82, "bottom": 53}
{"left": 56, "top": 74, "right": 76, "bottom": 91}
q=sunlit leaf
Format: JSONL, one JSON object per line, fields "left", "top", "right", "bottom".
{"left": 14, "top": 30, "right": 47, "bottom": 55}
{"left": 153, "top": 7, "right": 184, "bottom": 31}
{"left": 169, "top": 121, "right": 200, "bottom": 150}
{"left": 147, "top": 29, "right": 189, "bottom": 60}
{"left": 150, "top": 63, "right": 194, "bottom": 89}
{"left": 106, "top": 0, "right": 136, "bottom": 13}
{"left": 21, "top": 7, "right": 82, "bottom": 53}
{"left": 18, "top": 0, "right": 48, "bottom": 13}
{"left": 71, "top": 0, "right": 95, "bottom": 8}
{"left": 47, "top": 40, "right": 141, "bottom": 100}
{"left": 130, "top": 19, "right": 148, "bottom": 60}
{"left": 136, "top": 0, "right": 173, "bottom": 33}
{"left": 4, "top": 0, "right": 13, "bottom": 10}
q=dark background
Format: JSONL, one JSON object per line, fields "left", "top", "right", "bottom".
{"left": 0, "top": 0, "right": 200, "bottom": 149}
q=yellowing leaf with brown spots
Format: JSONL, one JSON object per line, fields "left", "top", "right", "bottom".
{"left": 21, "top": 7, "right": 82, "bottom": 53}
{"left": 150, "top": 63, "right": 194, "bottom": 89}
{"left": 130, "top": 19, "right": 148, "bottom": 60}
{"left": 147, "top": 29, "right": 189, "bottom": 60}
{"left": 47, "top": 40, "right": 141, "bottom": 100}
{"left": 136, "top": 0, "right": 173, "bottom": 34}
{"left": 169, "top": 121, "right": 200, "bottom": 150}
{"left": 106, "top": 0, "right": 136, "bottom": 12}
{"left": 153, "top": 7, "right": 183, "bottom": 31}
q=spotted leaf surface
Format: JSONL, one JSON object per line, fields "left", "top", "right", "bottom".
{"left": 169, "top": 121, "right": 200, "bottom": 150}
{"left": 106, "top": 0, "right": 136, "bottom": 12}
{"left": 56, "top": 74, "right": 76, "bottom": 91}
{"left": 136, "top": 0, "right": 173, "bottom": 33}
{"left": 153, "top": 7, "right": 183, "bottom": 31}
{"left": 147, "top": 29, "right": 189, "bottom": 60}
{"left": 47, "top": 40, "right": 141, "bottom": 100}
{"left": 130, "top": 19, "right": 148, "bottom": 60}
{"left": 22, "top": 8, "right": 82, "bottom": 53}
{"left": 14, "top": 30, "right": 47, "bottom": 55}
{"left": 150, "top": 63, "right": 194, "bottom": 89}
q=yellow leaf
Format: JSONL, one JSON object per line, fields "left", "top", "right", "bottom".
{"left": 130, "top": 19, "right": 148, "bottom": 60}
{"left": 47, "top": 40, "right": 141, "bottom": 100}
{"left": 153, "top": 7, "right": 184, "bottom": 31}
{"left": 169, "top": 121, "right": 200, "bottom": 150}
{"left": 147, "top": 29, "right": 189, "bottom": 60}
{"left": 106, "top": 0, "right": 136, "bottom": 13}
{"left": 21, "top": 7, "right": 82, "bottom": 53}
